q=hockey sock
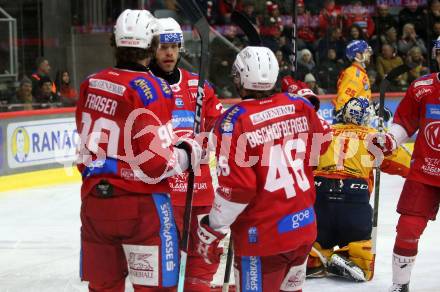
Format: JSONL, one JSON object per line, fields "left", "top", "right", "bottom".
{"left": 391, "top": 253, "right": 416, "bottom": 285}
{"left": 393, "top": 214, "right": 428, "bottom": 256}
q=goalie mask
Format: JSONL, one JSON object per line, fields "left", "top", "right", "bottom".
{"left": 341, "top": 97, "right": 371, "bottom": 126}
{"left": 232, "top": 46, "right": 279, "bottom": 91}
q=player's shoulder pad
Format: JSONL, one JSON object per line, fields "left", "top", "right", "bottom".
{"left": 129, "top": 74, "right": 172, "bottom": 106}
{"left": 217, "top": 104, "right": 246, "bottom": 135}
{"left": 283, "top": 92, "right": 315, "bottom": 110}
{"left": 410, "top": 73, "right": 437, "bottom": 102}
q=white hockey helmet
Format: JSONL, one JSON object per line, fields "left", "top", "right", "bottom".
{"left": 156, "top": 17, "right": 184, "bottom": 49}
{"left": 232, "top": 46, "right": 279, "bottom": 91}
{"left": 114, "top": 9, "right": 158, "bottom": 49}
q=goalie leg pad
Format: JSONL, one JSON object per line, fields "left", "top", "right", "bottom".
{"left": 308, "top": 242, "right": 333, "bottom": 268}
{"left": 347, "top": 240, "right": 374, "bottom": 281}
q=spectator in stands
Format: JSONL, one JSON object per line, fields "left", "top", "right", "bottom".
{"left": 276, "top": 50, "right": 290, "bottom": 79}
{"left": 398, "top": 23, "right": 427, "bottom": 56}
{"left": 373, "top": 3, "right": 398, "bottom": 37}
{"left": 34, "top": 75, "right": 59, "bottom": 105}
{"left": 297, "top": 0, "right": 319, "bottom": 48}
{"left": 31, "top": 57, "right": 56, "bottom": 98}
{"left": 317, "top": 27, "right": 345, "bottom": 63}
{"left": 374, "top": 25, "right": 399, "bottom": 55}
{"left": 55, "top": 69, "right": 78, "bottom": 107}
{"left": 260, "top": 1, "right": 283, "bottom": 52}
{"left": 316, "top": 48, "right": 344, "bottom": 93}
{"left": 241, "top": 0, "right": 258, "bottom": 25}
{"left": 426, "top": 1, "right": 440, "bottom": 53}
{"left": 304, "top": 73, "right": 325, "bottom": 95}
{"left": 343, "top": 0, "right": 375, "bottom": 38}
{"left": 367, "top": 69, "right": 380, "bottom": 92}
{"left": 347, "top": 24, "right": 367, "bottom": 42}
{"left": 427, "top": 0, "right": 440, "bottom": 31}
{"left": 15, "top": 77, "right": 33, "bottom": 110}
{"left": 209, "top": 25, "right": 243, "bottom": 98}
{"left": 398, "top": 0, "right": 427, "bottom": 39}
{"left": 297, "top": 48, "right": 316, "bottom": 82}
{"left": 406, "top": 46, "right": 429, "bottom": 84}
{"left": 318, "top": 0, "right": 343, "bottom": 38}
{"left": 376, "top": 44, "right": 407, "bottom": 87}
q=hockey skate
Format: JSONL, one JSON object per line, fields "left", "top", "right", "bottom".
{"left": 327, "top": 254, "right": 367, "bottom": 282}
{"left": 389, "top": 283, "right": 409, "bottom": 292}
{"left": 306, "top": 265, "right": 328, "bottom": 278}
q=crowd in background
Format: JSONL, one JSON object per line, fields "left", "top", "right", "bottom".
{"left": 208, "top": 0, "right": 437, "bottom": 97}
{"left": 5, "top": 0, "right": 438, "bottom": 109}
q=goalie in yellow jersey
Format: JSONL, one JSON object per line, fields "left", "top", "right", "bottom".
{"left": 307, "top": 96, "right": 411, "bottom": 282}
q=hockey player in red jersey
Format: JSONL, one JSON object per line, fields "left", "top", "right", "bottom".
{"left": 76, "top": 10, "right": 201, "bottom": 292}
{"left": 195, "top": 46, "right": 332, "bottom": 292}
{"left": 373, "top": 38, "right": 440, "bottom": 292}
{"left": 149, "top": 18, "right": 224, "bottom": 292}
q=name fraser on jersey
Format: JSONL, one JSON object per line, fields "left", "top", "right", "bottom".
{"left": 246, "top": 116, "right": 309, "bottom": 148}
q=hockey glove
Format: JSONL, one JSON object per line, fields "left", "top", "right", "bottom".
{"left": 175, "top": 136, "right": 203, "bottom": 172}
{"left": 371, "top": 132, "right": 397, "bottom": 156}
{"left": 195, "top": 215, "right": 226, "bottom": 265}
{"left": 373, "top": 101, "right": 393, "bottom": 122}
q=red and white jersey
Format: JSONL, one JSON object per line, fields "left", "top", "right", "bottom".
{"left": 393, "top": 73, "right": 440, "bottom": 187}
{"left": 76, "top": 66, "right": 177, "bottom": 199}
{"left": 168, "top": 68, "right": 223, "bottom": 206}
{"left": 210, "top": 93, "right": 331, "bottom": 256}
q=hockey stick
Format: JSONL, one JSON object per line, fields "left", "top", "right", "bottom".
{"left": 289, "top": 0, "right": 297, "bottom": 78}
{"left": 176, "top": 1, "right": 210, "bottom": 291}
{"left": 372, "top": 63, "right": 412, "bottom": 268}
{"left": 222, "top": 237, "right": 234, "bottom": 292}
{"left": 231, "top": 10, "right": 262, "bottom": 46}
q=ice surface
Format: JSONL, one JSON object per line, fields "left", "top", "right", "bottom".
{"left": 0, "top": 174, "right": 439, "bottom": 292}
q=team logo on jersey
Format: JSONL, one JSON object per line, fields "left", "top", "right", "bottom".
{"left": 130, "top": 77, "right": 158, "bottom": 106}
{"left": 172, "top": 110, "right": 194, "bottom": 129}
{"left": 123, "top": 244, "right": 159, "bottom": 286}
{"left": 170, "top": 84, "right": 180, "bottom": 92}
{"left": 277, "top": 206, "right": 315, "bottom": 234}
{"left": 188, "top": 79, "right": 198, "bottom": 87}
{"left": 426, "top": 104, "right": 440, "bottom": 119}
{"left": 175, "top": 98, "right": 184, "bottom": 108}
{"left": 249, "top": 105, "right": 296, "bottom": 125}
{"left": 89, "top": 78, "right": 126, "bottom": 96}
{"left": 11, "top": 127, "right": 30, "bottom": 163}
{"left": 415, "top": 88, "right": 432, "bottom": 101}
{"left": 248, "top": 227, "right": 258, "bottom": 244}
{"left": 220, "top": 106, "right": 245, "bottom": 135}
{"left": 424, "top": 121, "right": 440, "bottom": 151}
{"left": 414, "top": 78, "right": 433, "bottom": 88}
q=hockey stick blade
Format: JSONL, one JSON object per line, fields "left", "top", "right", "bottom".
{"left": 231, "top": 11, "right": 262, "bottom": 46}
{"left": 176, "top": 1, "right": 210, "bottom": 291}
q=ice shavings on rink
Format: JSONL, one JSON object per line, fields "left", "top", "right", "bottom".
{"left": 0, "top": 174, "right": 439, "bottom": 292}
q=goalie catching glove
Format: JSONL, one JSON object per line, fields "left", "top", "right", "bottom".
{"left": 194, "top": 215, "right": 226, "bottom": 265}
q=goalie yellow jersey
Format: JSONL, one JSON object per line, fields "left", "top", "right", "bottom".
{"left": 314, "top": 123, "right": 411, "bottom": 191}
{"left": 335, "top": 63, "right": 372, "bottom": 111}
